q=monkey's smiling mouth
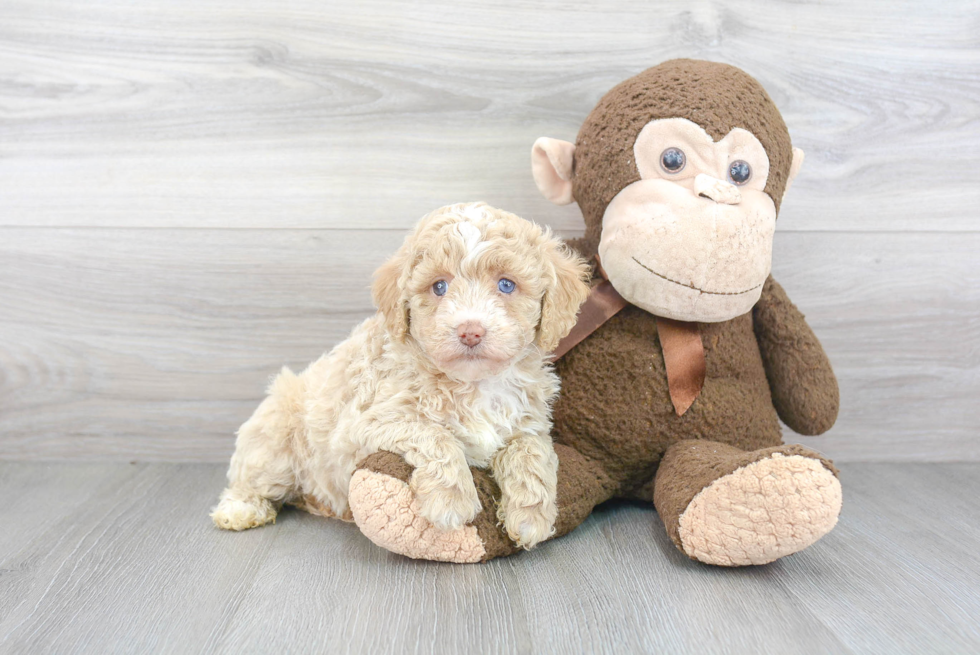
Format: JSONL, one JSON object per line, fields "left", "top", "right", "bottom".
{"left": 631, "top": 257, "right": 763, "bottom": 296}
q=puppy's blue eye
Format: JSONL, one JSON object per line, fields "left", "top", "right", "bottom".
{"left": 498, "top": 278, "right": 516, "bottom": 294}
{"left": 729, "top": 160, "right": 751, "bottom": 185}
{"left": 432, "top": 280, "right": 448, "bottom": 296}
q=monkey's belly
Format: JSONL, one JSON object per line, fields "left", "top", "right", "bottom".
{"left": 552, "top": 306, "right": 782, "bottom": 492}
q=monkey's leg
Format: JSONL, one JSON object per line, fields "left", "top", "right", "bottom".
{"left": 347, "top": 444, "right": 615, "bottom": 563}
{"left": 653, "top": 441, "right": 842, "bottom": 566}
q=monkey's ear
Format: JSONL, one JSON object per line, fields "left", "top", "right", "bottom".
{"left": 371, "top": 238, "right": 412, "bottom": 342}
{"left": 782, "top": 147, "right": 805, "bottom": 203}
{"left": 532, "top": 138, "right": 576, "bottom": 205}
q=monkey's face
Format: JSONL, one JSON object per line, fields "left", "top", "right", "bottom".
{"left": 532, "top": 59, "right": 807, "bottom": 324}
{"left": 533, "top": 115, "right": 803, "bottom": 324}
{"left": 597, "top": 118, "right": 778, "bottom": 323}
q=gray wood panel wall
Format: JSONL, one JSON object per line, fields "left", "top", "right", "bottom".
{"left": 2, "top": 0, "right": 978, "bottom": 462}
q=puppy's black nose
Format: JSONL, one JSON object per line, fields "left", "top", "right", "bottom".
{"left": 457, "top": 321, "right": 485, "bottom": 347}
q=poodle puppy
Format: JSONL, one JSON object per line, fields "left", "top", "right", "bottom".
{"left": 211, "top": 202, "right": 591, "bottom": 549}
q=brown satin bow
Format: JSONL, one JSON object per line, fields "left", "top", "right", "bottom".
{"left": 552, "top": 257, "right": 706, "bottom": 416}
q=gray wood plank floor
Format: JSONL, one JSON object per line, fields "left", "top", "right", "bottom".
{"left": 1, "top": 462, "right": 978, "bottom": 654}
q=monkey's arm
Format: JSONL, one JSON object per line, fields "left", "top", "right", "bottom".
{"left": 752, "top": 276, "right": 839, "bottom": 436}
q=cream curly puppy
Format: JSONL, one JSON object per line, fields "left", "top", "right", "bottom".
{"left": 211, "top": 203, "right": 590, "bottom": 549}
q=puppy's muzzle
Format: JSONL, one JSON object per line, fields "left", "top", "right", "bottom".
{"left": 457, "top": 321, "right": 485, "bottom": 348}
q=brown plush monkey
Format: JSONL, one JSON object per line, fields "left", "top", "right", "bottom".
{"left": 349, "top": 59, "right": 842, "bottom": 566}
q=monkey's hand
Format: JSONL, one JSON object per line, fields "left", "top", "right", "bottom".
{"left": 752, "top": 275, "right": 840, "bottom": 436}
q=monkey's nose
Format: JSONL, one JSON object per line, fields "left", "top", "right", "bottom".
{"left": 694, "top": 173, "right": 741, "bottom": 205}
{"left": 457, "top": 321, "right": 485, "bottom": 347}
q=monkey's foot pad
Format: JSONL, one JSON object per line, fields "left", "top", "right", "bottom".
{"left": 678, "top": 453, "right": 842, "bottom": 566}
{"left": 348, "top": 469, "right": 486, "bottom": 563}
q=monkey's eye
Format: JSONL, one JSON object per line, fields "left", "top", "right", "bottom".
{"left": 432, "top": 280, "right": 448, "bottom": 296}
{"left": 660, "top": 148, "right": 686, "bottom": 173}
{"left": 497, "top": 278, "right": 516, "bottom": 294}
{"left": 729, "top": 160, "right": 751, "bottom": 185}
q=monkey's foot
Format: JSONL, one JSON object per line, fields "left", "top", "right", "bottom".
{"left": 349, "top": 451, "right": 519, "bottom": 563}
{"left": 655, "top": 442, "right": 842, "bottom": 566}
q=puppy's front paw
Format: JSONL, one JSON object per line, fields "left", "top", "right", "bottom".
{"left": 502, "top": 500, "right": 557, "bottom": 550}
{"left": 411, "top": 470, "right": 482, "bottom": 532}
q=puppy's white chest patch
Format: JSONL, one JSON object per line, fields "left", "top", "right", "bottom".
{"left": 457, "top": 378, "right": 526, "bottom": 467}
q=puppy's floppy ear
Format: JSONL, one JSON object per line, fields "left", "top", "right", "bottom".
{"left": 536, "top": 232, "right": 592, "bottom": 353}
{"left": 372, "top": 236, "right": 413, "bottom": 342}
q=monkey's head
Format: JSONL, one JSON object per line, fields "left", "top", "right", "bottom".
{"left": 532, "top": 59, "right": 804, "bottom": 323}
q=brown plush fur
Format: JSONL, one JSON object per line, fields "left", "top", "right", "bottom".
{"left": 753, "top": 278, "right": 841, "bottom": 435}
{"left": 551, "top": 275, "right": 839, "bottom": 494}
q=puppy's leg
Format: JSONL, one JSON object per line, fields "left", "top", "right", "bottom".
{"left": 398, "top": 428, "right": 481, "bottom": 531}
{"left": 211, "top": 486, "right": 278, "bottom": 531}
{"left": 212, "top": 369, "right": 303, "bottom": 531}
{"left": 491, "top": 432, "right": 559, "bottom": 549}
{"left": 357, "top": 413, "right": 480, "bottom": 531}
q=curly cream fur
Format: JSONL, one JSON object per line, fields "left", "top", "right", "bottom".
{"left": 211, "top": 203, "right": 591, "bottom": 550}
